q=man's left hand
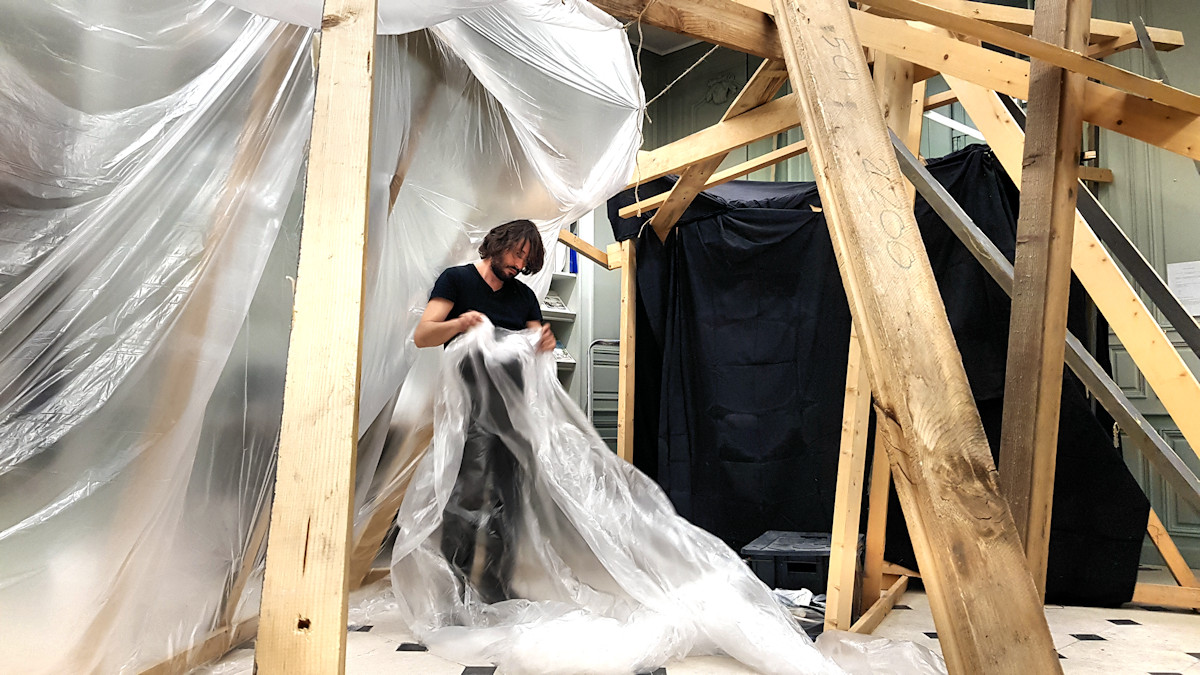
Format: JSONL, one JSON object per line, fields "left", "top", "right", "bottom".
{"left": 537, "top": 322, "right": 556, "bottom": 352}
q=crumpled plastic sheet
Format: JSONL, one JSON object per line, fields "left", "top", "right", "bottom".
{"left": 389, "top": 321, "right": 844, "bottom": 674}
{"left": 0, "top": 0, "right": 641, "bottom": 671}
{"left": 816, "top": 631, "right": 947, "bottom": 675}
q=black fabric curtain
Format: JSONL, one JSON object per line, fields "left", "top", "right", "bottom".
{"left": 609, "top": 144, "right": 1148, "bottom": 606}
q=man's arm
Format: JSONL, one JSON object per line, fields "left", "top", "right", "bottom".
{"left": 527, "top": 320, "right": 556, "bottom": 353}
{"left": 414, "top": 298, "right": 482, "bottom": 348}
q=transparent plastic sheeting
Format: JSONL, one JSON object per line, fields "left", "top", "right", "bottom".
{"left": 0, "top": 0, "right": 641, "bottom": 672}
{"left": 377, "top": 322, "right": 943, "bottom": 675}
{"left": 224, "top": 0, "right": 509, "bottom": 35}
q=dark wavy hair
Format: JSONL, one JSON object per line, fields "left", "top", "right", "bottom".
{"left": 478, "top": 219, "right": 545, "bottom": 275}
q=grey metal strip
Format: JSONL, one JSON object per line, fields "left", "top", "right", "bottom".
{"left": 997, "top": 94, "right": 1200, "bottom": 359}
{"left": 889, "top": 129, "right": 1200, "bottom": 512}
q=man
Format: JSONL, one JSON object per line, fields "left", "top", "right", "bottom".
{"left": 414, "top": 219, "right": 556, "bottom": 351}
{"left": 414, "top": 219, "right": 555, "bottom": 603}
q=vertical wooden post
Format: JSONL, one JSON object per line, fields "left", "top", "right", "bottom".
{"left": 614, "top": 240, "right": 637, "bottom": 463}
{"left": 770, "top": 0, "right": 1060, "bottom": 671}
{"left": 998, "top": 0, "right": 1092, "bottom": 596}
{"left": 255, "top": 1, "right": 378, "bottom": 672}
{"left": 860, "top": 429, "right": 891, "bottom": 613}
{"left": 825, "top": 325, "right": 872, "bottom": 630}
{"left": 859, "top": 49, "right": 922, "bottom": 617}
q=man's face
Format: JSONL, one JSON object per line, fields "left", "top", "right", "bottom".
{"left": 491, "top": 241, "right": 530, "bottom": 281}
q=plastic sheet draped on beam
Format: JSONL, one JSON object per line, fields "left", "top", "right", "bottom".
{"left": 0, "top": 0, "right": 640, "bottom": 671}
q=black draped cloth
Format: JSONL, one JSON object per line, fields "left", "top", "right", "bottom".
{"left": 609, "top": 144, "right": 1149, "bottom": 606}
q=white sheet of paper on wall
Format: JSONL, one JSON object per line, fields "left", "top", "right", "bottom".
{"left": 1166, "top": 260, "right": 1200, "bottom": 317}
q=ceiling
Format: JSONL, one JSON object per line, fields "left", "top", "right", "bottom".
{"left": 625, "top": 23, "right": 701, "bottom": 56}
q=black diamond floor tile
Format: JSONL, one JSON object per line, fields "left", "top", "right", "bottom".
{"left": 461, "top": 667, "right": 496, "bottom": 675}
{"left": 893, "top": 604, "right": 912, "bottom": 610}
{"left": 1107, "top": 619, "right": 1140, "bottom": 626}
{"left": 348, "top": 625, "right": 373, "bottom": 632}
{"left": 1147, "top": 672, "right": 1182, "bottom": 675}
{"left": 923, "top": 632, "right": 938, "bottom": 639}
{"left": 1057, "top": 653, "right": 1066, "bottom": 659}
{"left": 1070, "top": 633, "right": 1106, "bottom": 641}
{"left": 396, "top": 643, "right": 427, "bottom": 652}
{"left": 1188, "top": 653, "right": 1200, "bottom": 660}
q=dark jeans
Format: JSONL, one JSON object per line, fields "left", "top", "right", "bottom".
{"left": 440, "top": 349, "right": 525, "bottom": 604}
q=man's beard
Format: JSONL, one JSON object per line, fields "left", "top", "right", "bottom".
{"left": 491, "top": 259, "right": 519, "bottom": 281}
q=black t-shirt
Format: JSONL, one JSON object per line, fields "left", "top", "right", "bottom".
{"left": 429, "top": 264, "right": 542, "bottom": 334}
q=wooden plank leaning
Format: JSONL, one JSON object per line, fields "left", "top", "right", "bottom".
{"left": 255, "top": 0, "right": 379, "bottom": 672}
{"left": 889, "top": 127, "right": 1200, "bottom": 517}
{"left": 997, "top": 0, "right": 1091, "bottom": 597}
{"left": 770, "top": 0, "right": 1061, "bottom": 671}
{"left": 949, "top": 77, "right": 1200, "bottom": 485}
{"left": 824, "top": 325, "right": 872, "bottom": 631}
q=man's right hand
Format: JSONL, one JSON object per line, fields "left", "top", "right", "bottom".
{"left": 457, "top": 311, "right": 485, "bottom": 331}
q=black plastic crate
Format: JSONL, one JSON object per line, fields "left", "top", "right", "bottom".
{"left": 740, "top": 531, "right": 862, "bottom": 594}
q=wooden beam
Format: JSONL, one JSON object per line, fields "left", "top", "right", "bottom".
{"left": 850, "top": 575, "right": 909, "bottom": 635}
{"left": 140, "top": 619, "right": 259, "bottom": 675}
{"left": 613, "top": 240, "right": 637, "bottom": 463}
{"left": 770, "top": 0, "right": 1060, "bottom": 671}
{"left": 256, "top": 0, "right": 378, "bottom": 672}
{"left": 891, "top": 124, "right": 1200, "bottom": 519}
{"left": 839, "top": 0, "right": 1183, "bottom": 55}
{"left": 1147, "top": 508, "right": 1200, "bottom": 588}
{"left": 874, "top": 51, "right": 924, "bottom": 201}
{"left": 882, "top": 561, "right": 922, "bottom": 578}
{"left": 1076, "top": 165, "right": 1113, "bottom": 183}
{"left": 347, "top": 424, "right": 433, "bottom": 587}
{"left": 998, "top": 0, "right": 1091, "bottom": 597}
{"left": 1131, "top": 583, "right": 1200, "bottom": 610}
{"left": 870, "top": 13, "right": 1200, "bottom": 165}
{"left": 825, "top": 325, "right": 872, "bottom": 631}
{"left": 648, "top": 59, "right": 789, "bottom": 241}
{"left": 628, "top": 93, "right": 800, "bottom": 187}
{"left": 924, "top": 89, "right": 958, "bottom": 111}
{"left": 619, "top": 139, "right": 810, "bottom": 218}
{"left": 863, "top": 0, "right": 1200, "bottom": 116}
{"left": 558, "top": 229, "right": 610, "bottom": 269}
{"left": 948, "top": 77, "right": 1200, "bottom": 487}
{"left": 599, "top": 0, "right": 1200, "bottom": 165}
{"left": 857, "top": 59, "right": 922, "bottom": 617}
{"left": 861, "top": 428, "right": 891, "bottom": 614}
{"left": 594, "top": 0, "right": 781, "bottom": 59}
{"left": 361, "top": 568, "right": 390, "bottom": 586}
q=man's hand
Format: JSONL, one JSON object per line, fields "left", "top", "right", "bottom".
{"left": 536, "top": 322, "right": 556, "bottom": 353}
{"left": 457, "top": 310, "right": 485, "bottom": 332}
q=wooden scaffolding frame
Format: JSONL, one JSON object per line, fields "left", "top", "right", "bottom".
{"left": 140, "top": 0, "right": 1200, "bottom": 673}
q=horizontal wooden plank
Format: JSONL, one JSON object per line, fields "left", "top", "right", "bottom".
{"left": 140, "top": 619, "right": 259, "bottom": 675}
{"left": 558, "top": 230, "right": 609, "bottom": 268}
{"left": 850, "top": 575, "right": 910, "bottom": 634}
{"left": 629, "top": 94, "right": 800, "bottom": 187}
{"left": 606, "top": 0, "right": 1200, "bottom": 167}
{"left": 1131, "top": 583, "right": 1200, "bottom": 610}
{"left": 594, "top": 0, "right": 780, "bottom": 59}
{"left": 864, "top": 0, "right": 1200, "bottom": 116}
{"left": 924, "top": 89, "right": 959, "bottom": 110}
{"left": 1077, "top": 165, "right": 1113, "bottom": 182}
{"left": 859, "top": 0, "right": 1183, "bottom": 55}
{"left": 619, "top": 140, "right": 809, "bottom": 218}
{"left": 865, "top": 15, "right": 1200, "bottom": 163}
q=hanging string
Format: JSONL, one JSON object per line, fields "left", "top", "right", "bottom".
{"left": 622, "top": 1, "right": 720, "bottom": 235}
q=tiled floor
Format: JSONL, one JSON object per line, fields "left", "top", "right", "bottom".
{"left": 870, "top": 567, "right": 1200, "bottom": 675}
{"left": 202, "top": 568, "right": 1200, "bottom": 674}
